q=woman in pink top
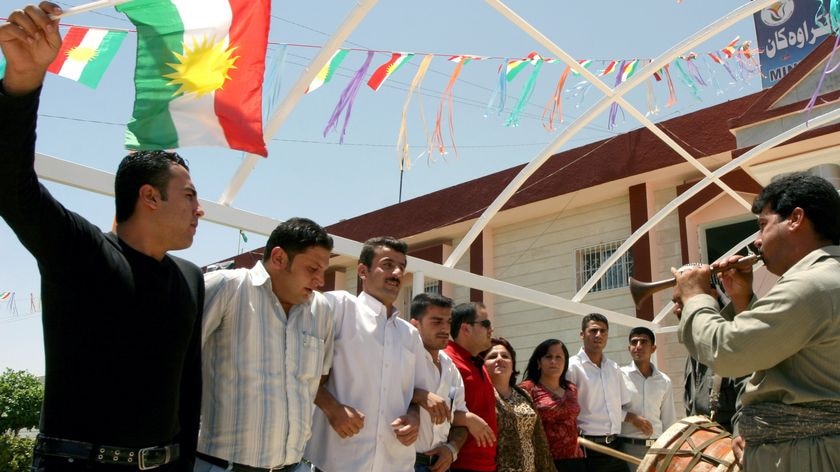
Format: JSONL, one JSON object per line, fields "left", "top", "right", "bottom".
{"left": 519, "top": 339, "right": 586, "bottom": 472}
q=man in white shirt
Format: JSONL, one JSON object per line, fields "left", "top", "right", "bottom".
{"left": 409, "top": 293, "right": 469, "bottom": 472}
{"left": 619, "top": 327, "right": 677, "bottom": 459}
{"left": 306, "top": 237, "right": 426, "bottom": 472}
{"left": 196, "top": 218, "right": 335, "bottom": 472}
{"left": 567, "top": 313, "right": 643, "bottom": 472}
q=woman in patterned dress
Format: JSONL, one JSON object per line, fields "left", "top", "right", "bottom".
{"left": 482, "top": 338, "right": 556, "bottom": 472}
{"left": 520, "top": 339, "right": 586, "bottom": 472}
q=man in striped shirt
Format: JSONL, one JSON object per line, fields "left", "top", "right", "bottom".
{"left": 195, "top": 218, "right": 335, "bottom": 472}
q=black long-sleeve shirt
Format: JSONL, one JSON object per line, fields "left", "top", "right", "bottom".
{"left": 0, "top": 84, "right": 203, "bottom": 468}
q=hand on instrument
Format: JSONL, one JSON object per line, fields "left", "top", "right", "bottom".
{"left": 732, "top": 435, "right": 745, "bottom": 464}
{"left": 0, "top": 2, "right": 62, "bottom": 95}
{"left": 711, "top": 255, "right": 754, "bottom": 313}
{"left": 671, "top": 263, "right": 712, "bottom": 310}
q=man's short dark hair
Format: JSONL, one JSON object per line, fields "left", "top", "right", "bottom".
{"left": 629, "top": 326, "right": 655, "bottom": 345}
{"left": 451, "top": 302, "right": 485, "bottom": 340}
{"left": 263, "top": 217, "right": 333, "bottom": 262}
{"left": 752, "top": 172, "right": 840, "bottom": 244}
{"left": 359, "top": 236, "right": 408, "bottom": 268}
{"left": 115, "top": 150, "right": 188, "bottom": 223}
{"left": 581, "top": 313, "right": 609, "bottom": 331}
{"left": 410, "top": 293, "right": 453, "bottom": 320}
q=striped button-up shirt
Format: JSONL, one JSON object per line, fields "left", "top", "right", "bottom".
{"left": 197, "top": 261, "right": 334, "bottom": 467}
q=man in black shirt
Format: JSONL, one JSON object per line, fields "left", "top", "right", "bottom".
{"left": 0, "top": 3, "right": 205, "bottom": 470}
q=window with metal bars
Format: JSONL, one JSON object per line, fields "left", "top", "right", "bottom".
{"left": 575, "top": 240, "right": 633, "bottom": 292}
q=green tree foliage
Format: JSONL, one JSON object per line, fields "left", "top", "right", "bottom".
{"left": 0, "top": 369, "right": 42, "bottom": 472}
{"left": 0, "top": 434, "right": 35, "bottom": 472}
{"left": 0, "top": 369, "right": 42, "bottom": 436}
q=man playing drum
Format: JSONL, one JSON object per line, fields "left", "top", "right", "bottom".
{"left": 672, "top": 172, "right": 840, "bottom": 471}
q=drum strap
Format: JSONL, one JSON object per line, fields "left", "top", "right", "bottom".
{"left": 708, "top": 374, "right": 723, "bottom": 420}
{"left": 740, "top": 400, "right": 840, "bottom": 445}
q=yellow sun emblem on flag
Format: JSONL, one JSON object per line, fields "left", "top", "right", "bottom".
{"left": 164, "top": 37, "right": 238, "bottom": 97}
{"left": 67, "top": 46, "right": 98, "bottom": 62}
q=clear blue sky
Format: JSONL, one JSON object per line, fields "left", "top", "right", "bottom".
{"left": 0, "top": 0, "right": 764, "bottom": 375}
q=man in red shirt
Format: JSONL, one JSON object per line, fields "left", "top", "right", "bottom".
{"left": 444, "top": 302, "right": 498, "bottom": 472}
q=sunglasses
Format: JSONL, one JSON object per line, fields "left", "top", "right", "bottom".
{"left": 468, "top": 319, "right": 492, "bottom": 329}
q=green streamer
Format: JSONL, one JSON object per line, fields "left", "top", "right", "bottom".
{"left": 505, "top": 59, "right": 544, "bottom": 127}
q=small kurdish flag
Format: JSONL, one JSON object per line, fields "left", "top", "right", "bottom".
{"left": 307, "top": 49, "right": 348, "bottom": 94}
{"left": 0, "top": 292, "right": 11, "bottom": 301}
{"left": 47, "top": 27, "right": 126, "bottom": 89}
{"left": 117, "top": 0, "right": 270, "bottom": 157}
{"left": 367, "top": 52, "right": 413, "bottom": 91}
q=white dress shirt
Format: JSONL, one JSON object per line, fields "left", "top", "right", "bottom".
{"left": 619, "top": 362, "right": 677, "bottom": 438}
{"left": 567, "top": 348, "right": 631, "bottom": 436}
{"left": 305, "top": 291, "right": 430, "bottom": 472}
{"left": 414, "top": 350, "right": 469, "bottom": 453}
{"left": 198, "top": 261, "right": 334, "bottom": 467}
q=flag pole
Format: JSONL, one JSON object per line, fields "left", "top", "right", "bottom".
{"left": 50, "top": 0, "right": 131, "bottom": 20}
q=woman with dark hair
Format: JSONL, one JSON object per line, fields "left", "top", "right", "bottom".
{"left": 520, "top": 339, "right": 586, "bottom": 472}
{"left": 482, "top": 338, "right": 556, "bottom": 472}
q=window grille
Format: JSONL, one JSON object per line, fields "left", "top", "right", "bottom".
{"left": 575, "top": 240, "right": 633, "bottom": 293}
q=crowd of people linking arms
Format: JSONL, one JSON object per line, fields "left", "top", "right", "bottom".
{"left": 3, "top": 2, "right": 840, "bottom": 472}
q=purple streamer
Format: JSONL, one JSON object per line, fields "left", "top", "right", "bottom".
{"left": 323, "top": 50, "right": 375, "bottom": 143}
{"left": 608, "top": 60, "right": 626, "bottom": 129}
{"left": 686, "top": 59, "right": 707, "bottom": 86}
{"left": 806, "top": 34, "right": 840, "bottom": 114}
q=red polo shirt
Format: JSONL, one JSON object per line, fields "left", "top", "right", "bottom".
{"left": 444, "top": 340, "right": 497, "bottom": 471}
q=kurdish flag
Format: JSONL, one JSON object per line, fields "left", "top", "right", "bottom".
{"left": 367, "top": 52, "right": 413, "bottom": 91}
{"left": 117, "top": 0, "right": 270, "bottom": 157}
{"left": 47, "top": 27, "right": 126, "bottom": 89}
{"left": 307, "top": 49, "right": 348, "bottom": 94}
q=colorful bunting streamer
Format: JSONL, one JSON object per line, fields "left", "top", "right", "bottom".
{"left": 432, "top": 56, "right": 473, "bottom": 158}
{"left": 541, "top": 65, "right": 570, "bottom": 131}
{"left": 662, "top": 64, "right": 678, "bottom": 108}
{"left": 645, "top": 76, "right": 659, "bottom": 117}
{"left": 572, "top": 59, "right": 592, "bottom": 76}
{"left": 263, "top": 44, "right": 288, "bottom": 122}
{"left": 397, "top": 54, "right": 434, "bottom": 169}
{"left": 620, "top": 59, "right": 639, "bottom": 83}
{"left": 599, "top": 60, "right": 617, "bottom": 76}
{"left": 506, "top": 58, "right": 544, "bottom": 127}
{"left": 681, "top": 53, "right": 707, "bottom": 87}
{"left": 307, "top": 49, "right": 348, "bottom": 94}
{"left": 484, "top": 58, "right": 508, "bottom": 118}
{"left": 608, "top": 60, "right": 626, "bottom": 129}
{"left": 367, "top": 52, "right": 414, "bottom": 91}
{"left": 674, "top": 59, "right": 701, "bottom": 100}
{"left": 0, "top": 292, "right": 11, "bottom": 301}
{"left": 323, "top": 50, "right": 375, "bottom": 144}
{"left": 708, "top": 51, "right": 737, "bottom": 82}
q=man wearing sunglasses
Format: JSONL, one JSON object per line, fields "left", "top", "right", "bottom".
{"left": 444, "top": 302, "right": 498, "bottom": 472}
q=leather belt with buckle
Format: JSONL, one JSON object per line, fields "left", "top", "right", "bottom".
{"left": 621, "top": 437, "right": 656, "bottom": 447}
{"left": 415, "top": 452, "right": 436, "bottom": 466}
{"left": 35, "top": 435, "right": 179, "bottom": 470}
{"left": 196, "top": 452, "right": 299, "bottom": 472}
{"left": 581, "top": 434, "right": 619, "bottom": 445}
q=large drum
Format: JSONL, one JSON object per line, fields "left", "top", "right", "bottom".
{"left": 637, "top": 415, "right": 740, "bottom": 472}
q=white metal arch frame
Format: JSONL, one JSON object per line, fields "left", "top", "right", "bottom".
{"left": 33, "top": 0, "right": 840, "bottom": 335}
